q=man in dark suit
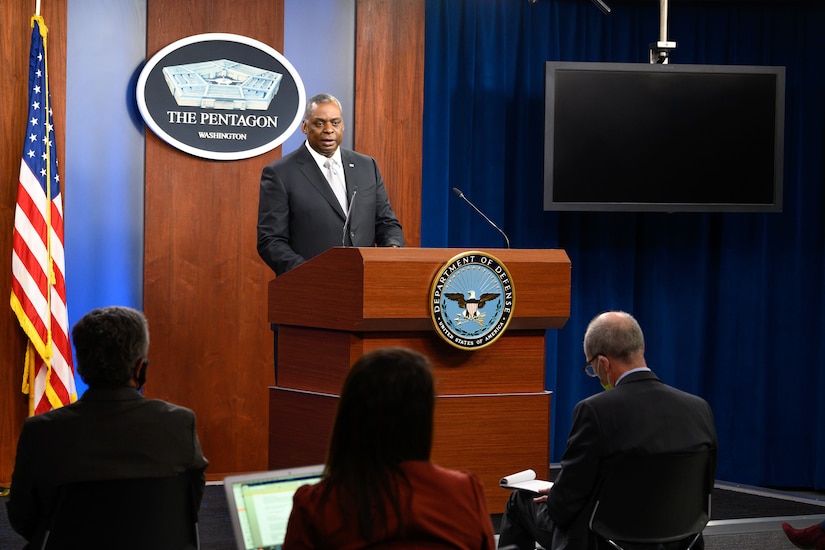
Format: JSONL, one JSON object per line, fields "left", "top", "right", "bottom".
{"left": 497, "top": 311, "right": 718, "bottom": 550}
{"left": 5, "top": 306, "right": 208, "bottom": 545}
{"left": 257, "top": 92, "right": 404, "bottom": 276}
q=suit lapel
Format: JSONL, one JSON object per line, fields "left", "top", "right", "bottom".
{"left": 295, "top": 146, "right": 346, "bottom": 219}
{"left": 340, "top": 150, "right": 358, "bottom": 200}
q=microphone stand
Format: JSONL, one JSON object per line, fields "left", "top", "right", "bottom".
{"left": 452, "top": 187, "right": 511, "bottom": 249}
{"left": 342, "top": 187, "right": 358, "bottom": 246}
{"left": 591, "top": 0, "right": 611, "bottom": 15}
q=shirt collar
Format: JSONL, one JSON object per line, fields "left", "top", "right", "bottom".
{"left": 79, "top": 386, "right": 144, "bottom": 401}
{"left": 305, "top": 141, "right": 342, "bottom": 170}
{"left": 615, "top": 366, "right": 651, "bottom": 386}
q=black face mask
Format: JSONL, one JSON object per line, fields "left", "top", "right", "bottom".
{"left": 136, "top": 360, "right": 149, "bottom": 391}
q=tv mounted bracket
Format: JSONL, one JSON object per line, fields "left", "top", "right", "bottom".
{"left": 650, "top": 0, "right": 676, "bottom": 63}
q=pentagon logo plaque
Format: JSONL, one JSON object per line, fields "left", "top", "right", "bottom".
{"left": 137, "top": 33, "right": 305, "bottom": 161}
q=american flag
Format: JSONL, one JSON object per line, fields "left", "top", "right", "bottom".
{"left": 10, "top": 15, "right": 76, "bottom": 415}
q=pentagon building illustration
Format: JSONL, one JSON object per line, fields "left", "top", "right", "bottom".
{"left": 162, "top": 59, "right": 283, "bottom": 110}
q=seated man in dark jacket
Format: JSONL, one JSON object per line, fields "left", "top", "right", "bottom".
{"left": 6, "top": 306, "right": 208, "bottom": 545}
{"left": 498, "top": 311, "right": 718, "bottom": 550}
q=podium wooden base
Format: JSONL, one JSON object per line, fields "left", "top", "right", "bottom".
{"left": 267, "top": 248, "right": 569, "bottom": 514}
{"left": 269, "top": 386, "right": 551, "bottom": 514}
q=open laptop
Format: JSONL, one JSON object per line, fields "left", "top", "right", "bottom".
{"left": 224, "top": 464, "right": 324, "bottom": 550}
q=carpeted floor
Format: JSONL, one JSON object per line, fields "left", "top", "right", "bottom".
{"left": 710, "top": 484, "right": 825, "bottom": 520}
{"left": 1, "top": 482, "right": 824, "bottom": 549}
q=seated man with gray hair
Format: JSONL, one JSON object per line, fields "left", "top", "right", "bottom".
{"left": 6, "top": 306, "right": 208, "bottom": 545}
{"left": 497, "top": 311, "right": 718, "bottom": 550}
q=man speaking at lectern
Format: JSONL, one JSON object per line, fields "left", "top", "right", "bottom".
{"left": 257, "top": 93, "right": 404, "bottom": 276}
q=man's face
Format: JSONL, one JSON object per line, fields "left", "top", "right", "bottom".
{"left": 302, "top": 101, "right": 345, "bottom": 157}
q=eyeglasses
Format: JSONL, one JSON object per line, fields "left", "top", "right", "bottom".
{"left": 582, "top": 354, "right": 603, "bottom": 378}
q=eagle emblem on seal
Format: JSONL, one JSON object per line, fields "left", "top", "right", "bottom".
{"left": 444, "top": 290, "right": 500, "bottom": 320}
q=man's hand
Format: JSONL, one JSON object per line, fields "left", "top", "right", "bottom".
{"left": 532, "top": 485, "right": 551, "bottom": 503}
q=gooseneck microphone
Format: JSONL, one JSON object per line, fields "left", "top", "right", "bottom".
{"left": 591, "top": 0, "right": 611, "bottom": 15}
{"left": 342, "top": 186, "right": 358, "bottom": 247}
{"left": 452, "top": 187, "right": 511, "bottom": 249}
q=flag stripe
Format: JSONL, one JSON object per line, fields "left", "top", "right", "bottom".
{"left": 19, "top": 158, "right": 50, "bottom": 222}
{"left": 10, "top": 265, "right": 50, "bottom": 354}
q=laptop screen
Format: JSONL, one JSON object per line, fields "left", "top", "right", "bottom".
{"left": 223, "top": 464, "right": 324, "bottom": 550}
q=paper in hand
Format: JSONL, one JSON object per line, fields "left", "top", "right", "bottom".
{"left": 499, "top": 469, "right": 553, "bottom": 493}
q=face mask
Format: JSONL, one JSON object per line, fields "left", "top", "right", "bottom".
{"left": 596, "top": 361, "right": 612, "bottom": 391}
{"left": 136, "top": 360, "right": 148, "bottom": 392}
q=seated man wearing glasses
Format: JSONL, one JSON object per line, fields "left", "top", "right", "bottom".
{"left": 497, "top": 311, "right": 718, "bottom": 550}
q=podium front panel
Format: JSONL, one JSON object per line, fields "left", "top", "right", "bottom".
{"left": 432, "top": 392, "right": 552, "bottom": 514}
{"left": 278, "top": 327, "right": 547, "bottom": 396}
{"left": 268, "top": 387, "right": 551, "bottom": 514}
{"left": 269, "top": 247, "right": 571, "bottom": 331}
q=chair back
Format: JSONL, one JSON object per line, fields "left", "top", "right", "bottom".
{"left": 37, "top": 473, "right": 199, "bottom": 550}
{"left": 588, "top": 449, "right": 714, "bottom": 548}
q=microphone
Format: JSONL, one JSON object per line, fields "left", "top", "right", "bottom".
{"left": 452, "top": 187, "right": 511, "bottom": 249}
{"left": 591, "top": 0, "right": 611, "bottom": 14}
{"left": 342, "top": 186, "right": 358, "bottom": 246}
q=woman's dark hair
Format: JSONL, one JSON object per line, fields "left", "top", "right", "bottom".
{"left": 72, "top": 306, "right": 149, "bottom": 388}
{"left": 323, "top": 347, "right": 435, "bottom": 542}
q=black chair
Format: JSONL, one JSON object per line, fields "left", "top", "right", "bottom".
{"left": 588, "top": 449, "right": 715, "bottom": 550}
{"left": 36, "top": 473, "right": 199, "bottom": 550}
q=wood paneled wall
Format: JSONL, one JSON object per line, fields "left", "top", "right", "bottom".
{"left": 0, "top": 0, "right": 68, "bottom": 485}
{"left": 144, "top": 0, "right": 424, "bottom": 478}
{"left": 1, "top": 0, "right": 425, "bottom": 483}
{"left": 355, "top": 0, "right": 425, "bottom": 247}
{"left": 143, "top": 0, "right": 285, "bottom": 479}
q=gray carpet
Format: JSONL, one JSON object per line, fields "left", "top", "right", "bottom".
{"left": 702, "top": 482, "right": 825, "bottom": 549}
{"left": 706, "top": 532, "right": 793, "bottom": 549}
{"left": 1, "top": 481, "right": 823, "bottom": 549}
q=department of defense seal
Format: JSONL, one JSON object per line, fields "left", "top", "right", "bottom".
{"left": 429, "top": 251, "right": 515, "bottom": 350}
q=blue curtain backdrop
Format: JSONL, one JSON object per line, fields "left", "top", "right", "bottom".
{"left": 422, "top": 0, "right": 825, "bottom": 489}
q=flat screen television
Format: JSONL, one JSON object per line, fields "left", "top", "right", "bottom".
{"left": 544, "top": 62, "right": 785, "bottom": 212}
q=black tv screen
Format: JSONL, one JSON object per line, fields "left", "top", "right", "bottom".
{"left": 544, "top": 62, "right": 785, "bottom": 212}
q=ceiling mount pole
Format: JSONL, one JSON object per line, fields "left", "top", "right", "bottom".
{"left": 650, "top": 0, "right": 676, "bottom": 64}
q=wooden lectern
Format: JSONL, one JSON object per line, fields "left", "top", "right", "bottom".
{"left": 267, "top": 247, "right": 570, "bottom": 513}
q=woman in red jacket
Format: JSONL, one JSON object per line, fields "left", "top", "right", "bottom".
{"left": 283, "top": 347, "right": 496, "bottom": 549}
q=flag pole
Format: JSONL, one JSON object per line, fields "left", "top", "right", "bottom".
{"left": 1, "top": 0, "right": 43, "bottom": 496}
{"left": 30, "top": 11, "right": 57, "bottom": 404}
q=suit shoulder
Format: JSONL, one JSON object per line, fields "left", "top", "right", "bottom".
{"left": 22, "top": 401, "right": 79, "bottom": 425}
{"left": 341, "top": 148, "right": 376, "bottom": 164}
{"left": 144, "top": 398, "right": 197, "bottom": 419}
{"left": 265, "top": 145, "right": 309, "bottom": 169}
{"left": 661, "top": 382, "right": 711, "bottom": 404}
